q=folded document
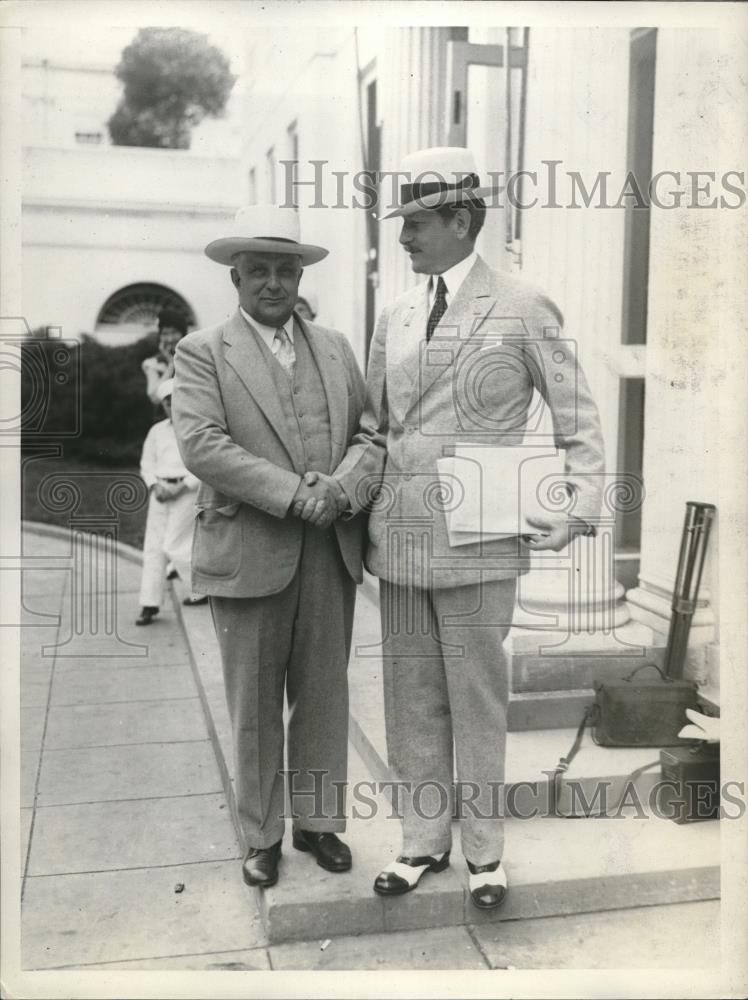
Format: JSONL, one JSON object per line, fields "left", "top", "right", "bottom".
{"left": 436, "top": 445, "right": 566, "bottom": 547}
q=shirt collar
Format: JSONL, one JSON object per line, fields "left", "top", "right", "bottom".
{"left": 239, "top": 306, "right": 295, "bottom": 349}
{"left": 430, "top": 251, "right": 478, "bottom": 301}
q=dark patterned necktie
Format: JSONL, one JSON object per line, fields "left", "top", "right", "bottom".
{"left": 426, "top": 276, "right": 448, "bottom": 342}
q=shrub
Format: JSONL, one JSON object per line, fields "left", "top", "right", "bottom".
{"left": 21, "top": 331, "right": 162, "bottom": 466}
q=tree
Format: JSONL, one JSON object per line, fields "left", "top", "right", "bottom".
{"left": 108, "top": 28, "right": 236, "bottom": 149}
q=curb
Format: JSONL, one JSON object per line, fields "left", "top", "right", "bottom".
{"left": 22, "top": 519, "right": 145, "bottom": 567}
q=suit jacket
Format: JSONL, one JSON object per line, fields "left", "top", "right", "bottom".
{"left": 171, "top": 308, "right": 367, "bottom": 597}
{"left": 334, "top": 255, "right": 606, "bottom": 588}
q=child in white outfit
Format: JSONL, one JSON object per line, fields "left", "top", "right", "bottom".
{"left": 136, "top": 379, "right": 206, "bottom": 625}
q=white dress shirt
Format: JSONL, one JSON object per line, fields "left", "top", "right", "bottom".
{"left": 240, "top": 306, "right": 295, "bottom": 354}
{"left": 426, "top": 251, "right": 478, "bottom": 315}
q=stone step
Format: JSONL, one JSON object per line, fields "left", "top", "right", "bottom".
{"left": 507, "top": 688, "right": 594, "bottom": 730}
{"left": 510, "top": 647, "right": 667, "bottom": 693}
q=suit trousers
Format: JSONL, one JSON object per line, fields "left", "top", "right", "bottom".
{"left": 380, "top": 577, "right": 517, "bottom": 866}
{"left": 139, "top": 489, "right": 196, "bottom": 607}
{"left": 210, "top": 524, "right": 356, "bottom": 849}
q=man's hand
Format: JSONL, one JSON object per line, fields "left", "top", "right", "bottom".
{"left": 303, "top": 472, "right": 349, "bottom": 515}
{"left": 290, "top": 473, "right": 346, "bottom": 528}
{"left": 520, "top": 516, "right": 591, "bottom": 552}
{"left": 152, "top": 482, "right": 172, "bottom": 503}
{"left": 153, "top": 480, "right": 183, "bottom": 503}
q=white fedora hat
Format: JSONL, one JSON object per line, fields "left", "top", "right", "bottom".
{"left": 382, "top": 146, "right": 498, "bottom": 220}
{"left": 205, "top": 204, "right": 329, "bottom": 266}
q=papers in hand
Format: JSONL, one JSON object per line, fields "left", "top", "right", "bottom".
{"left": 678, "top": 708, "right": 721, "bottom": 743}
{"left": 436, "top": 445, "right": 566, "bottom": 547}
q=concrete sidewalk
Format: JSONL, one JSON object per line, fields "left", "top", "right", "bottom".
{"left": 18, "top": 524, "right": 720, "bottom": 972}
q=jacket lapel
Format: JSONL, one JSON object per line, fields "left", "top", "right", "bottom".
{"left": 407, "top": 256, "right": 497, "bottom": 413}
{"left": 299, "top": 318, "right": 349, "bottom": 472}
{"left": 222, "top": 309, "right": 304, "bottom": 469}
{"left": 386, "top": 284, "right": 427, "bottom": 422}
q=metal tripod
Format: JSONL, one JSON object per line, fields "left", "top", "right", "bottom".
{"left": 663, "top": 501, "right": 716, "bottom": 679}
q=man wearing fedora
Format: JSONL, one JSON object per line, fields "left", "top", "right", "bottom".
{"left": 330, "top": 147, "right": 605, "bottom": 909}
{"left": 171, "top": 205, "right": 366, "bottom": 889}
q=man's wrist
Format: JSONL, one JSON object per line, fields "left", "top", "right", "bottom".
{"left": 333, "top": 480, "right": 353, "bottom": 517}
{"left": 287, "top": 476, "right": 306, "bottom": 516}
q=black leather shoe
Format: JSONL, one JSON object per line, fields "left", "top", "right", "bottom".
{"left": 242, "top": 841, "right": 282, "bottom": 887}
{"left": 292, "top": 830, "right": 352, "bottom": 872}
{"left": 467, "top": 859, "right": 507, "bottom": 909}
{"left": 373, "top": 850, "right": 451, "bottom": 895}
{"left": 135, "top": 606, "right": 159, "bottom": 626}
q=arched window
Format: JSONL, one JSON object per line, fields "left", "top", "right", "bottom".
{"left": 95, "top": 283, "right": 196, "bottom": 342}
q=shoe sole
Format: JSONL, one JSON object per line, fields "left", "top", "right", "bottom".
{"left": 469, "top": 888, "right": 508, "bottom": 909}
{"left": 242, "top": 870, "right": 279, "bottom": 888}
{"left": 373, "top": 854, "right": 451, "bottom": 896}
{"left": 292, "top": 837, "right": 352, "bottom": 872}
{"left": 242, "top": 849, "right": 281, "bottom": 888}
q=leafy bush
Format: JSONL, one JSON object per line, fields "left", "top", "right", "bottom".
{"left": 21, "top": 331, "right": 162, "bottom": 466}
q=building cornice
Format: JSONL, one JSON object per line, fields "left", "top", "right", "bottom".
{"left": 22, "top": 197, "right": 238, "bottom": 217}
{"left": 24, "top": 144, "right": 241, "bottom": 165}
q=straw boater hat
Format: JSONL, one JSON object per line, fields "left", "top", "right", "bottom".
{"left": 383, "top": 146, "right": 498, "bottom": 220}
{"left": 205, "top": 204, "right": 328, "bottom": 267}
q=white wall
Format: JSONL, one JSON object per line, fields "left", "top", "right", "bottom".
{"left": 242, "top": 27, "right": 368, "bottom": 364}
{"left": 22, "top": 139, "right": 244, "bottom": 340}
{"left": 24, "top": 145, "right": 241, "bottom": 208}
{"left": 627, "top": 28, "right": 726, "bottom": 690}
{"left": 520, "top": 27, "right": 631, "bottom": 470}
{"left": 21, "top": 231, "right": 237, "bottom": 339}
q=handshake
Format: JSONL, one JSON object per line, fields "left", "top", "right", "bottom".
{"left": 290, "top": 471, "right": 349, "bottom": 529}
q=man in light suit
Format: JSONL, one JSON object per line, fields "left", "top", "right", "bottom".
{"left": 171, "top": 205, "right": 366, "bottom": 889}
{"left": 329, "top": 148, "right": 605, "bottom": 909}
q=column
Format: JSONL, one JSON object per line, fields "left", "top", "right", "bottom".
{"left": 378, "top": 27, "right": 452, "bottom": 304}
{"left": 508, "top": 27, "right": 637, "bottom": 659}
{"left": 625, "top": 29, "right": 721, "bottom": 689}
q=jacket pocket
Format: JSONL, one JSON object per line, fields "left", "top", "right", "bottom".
{"left": 193, "top": 506, "right": 242, "bottom": 578}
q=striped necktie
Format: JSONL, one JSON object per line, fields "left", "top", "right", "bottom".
{"left": 426, "top": 276, "right": 448, "bottom": 342}
{"left": 273, "top": 326, "right": 296, "bottom": 379}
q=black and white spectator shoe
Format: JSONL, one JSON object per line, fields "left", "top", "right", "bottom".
{"left": 373, "top": 850, "right": 450, "bottom": 896}
{"left": 467, "top": 859, "right": 508, "bottom": 909}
